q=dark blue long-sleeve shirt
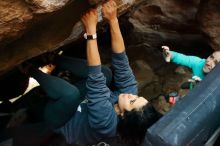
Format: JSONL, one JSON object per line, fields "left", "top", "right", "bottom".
{"left": 56, "top": 52, "right": 137, "bottom": 146}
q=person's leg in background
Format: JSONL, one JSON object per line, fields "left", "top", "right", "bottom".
{"left": 31, "top": 69, "right": 81, "bottom": 129}
{"left": 53, "top": 56, "right": 112, "bottom": 97}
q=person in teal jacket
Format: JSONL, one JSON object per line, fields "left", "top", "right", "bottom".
{"left": 162, "top": 45, "right": 220, "bottom": 80}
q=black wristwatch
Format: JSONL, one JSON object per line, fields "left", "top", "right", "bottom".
{"left": 83, "top": 33, "right": 97, "bottom": 40}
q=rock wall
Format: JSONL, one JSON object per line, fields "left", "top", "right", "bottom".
{"left": 26, "top": 0, "right": 72, "bottom": 13}
{"left": 114, "top": 0, "right": 217, "bottom": 111}
{"left": 0, "top": 0, "right": 73, "bottom": 47}
{"left": 1, "top": 0, "right": 220, "bottom": 108}
{"left": 0, "top": 0, "right": 141, "bottom": 76}
{"left": 198, "top": 0, "right": 220, "bottom": 50}
{"left": 0, "top": 1, "right": 33, "bottom": 47}
{"left": 0, "top": 0, "right": 88, "bottom": 75}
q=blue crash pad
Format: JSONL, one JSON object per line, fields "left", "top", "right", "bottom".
{"left": 144, "top": 63, "right": 220, "bottom": 146}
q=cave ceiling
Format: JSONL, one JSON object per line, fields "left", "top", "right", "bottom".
{"left": 0, "top": 0, "right": 145, "bottom": 76}
{"left": 0, "top": 0, "right": 220, "bottom": 77}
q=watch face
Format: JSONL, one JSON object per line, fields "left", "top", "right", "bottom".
{"left": 84, "top": 33, "right": 97, "bottom": 40}
{"left": 87, "top": 35, "right": 94, "bottom": 40}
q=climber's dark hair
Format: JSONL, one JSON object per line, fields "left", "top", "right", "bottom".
{"left": 117, "top": 103, "right": 162, "bottom": 146}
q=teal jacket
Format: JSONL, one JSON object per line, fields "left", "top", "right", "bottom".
{"left": 170, "top": 51, "right": 206, "bottom": 79}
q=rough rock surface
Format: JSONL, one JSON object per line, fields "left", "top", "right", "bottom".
{"left": 0, "top": 0, "right": 141, "bottom": 76}
{"left": 198, "top": 0, "right": 220, "bottom": 50}
{"left": 0, "top": 0, "right": 72, "bottom": 47}
{"left": 119, "top": 0, "right": 215, "bottom": 113}
{"left": 0, "top": 1, "right": 33, "bottom": 47}
{"left": 26, "top": 0, "right": 72, "bottom": 13}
